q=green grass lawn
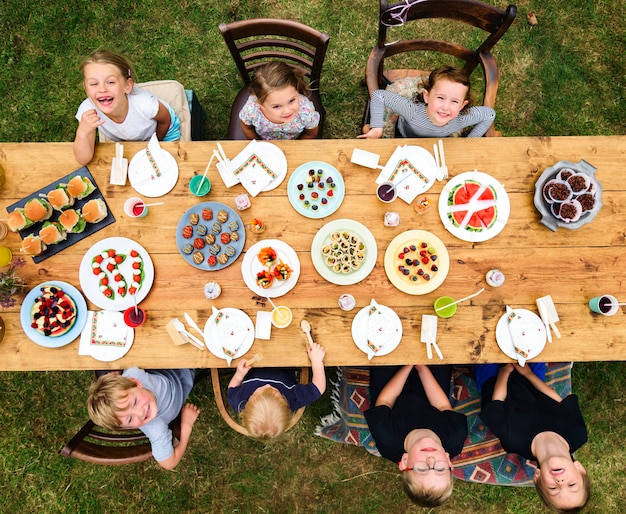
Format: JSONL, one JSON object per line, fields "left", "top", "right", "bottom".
{"left": 1, "top": 0, "right": 625, "bottom": 512}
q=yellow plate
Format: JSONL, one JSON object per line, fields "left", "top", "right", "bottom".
{"left": 383, "top": 230, "right": 449, "bottom": 295}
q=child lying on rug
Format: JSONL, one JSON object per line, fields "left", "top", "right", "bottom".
{"left": 228, "top": 342, "right": 326, "bottom": 440}
{"left": 476, "top": 363, "right": 590, "bottom": 513}
{"left": 364, "top": 364, "right": 467, "bottom": 507}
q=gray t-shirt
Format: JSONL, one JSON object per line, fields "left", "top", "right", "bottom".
{"left": 122, "top": 367, "right": 194, "bottom": 462}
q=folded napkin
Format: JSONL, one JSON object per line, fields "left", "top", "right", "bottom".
{"left": 366, "top": 299, "right": 398, "bottom": 360}
{"left": 79, "top": 311, "right": 130, "bottom": 356}
{"left": 144, "top": 133, "right": 168, "bottom": 181}
{"left": 213, "top": 307, "right": 250, "bottom": 365}
{"left": 375, "top": 145, "right": 427, "bottom": 204}
{"left": 229, "top": 140, "right": 276, "bottom": 196}
{"left": 505, "top": 306, "right": 533, "bottom": 366}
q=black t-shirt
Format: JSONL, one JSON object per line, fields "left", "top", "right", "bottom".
{"left": 480, "top": 371, "right": 588, "bottom": 460}
{"left": 365, "top": 394, "right": 468, "bottom": 463}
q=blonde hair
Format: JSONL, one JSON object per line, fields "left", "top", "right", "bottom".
{"left": 87, "top": 374, "right": 138, "bottom": 429}
{"left": 80, "top": 49, "right": 135, "bottom": 82}
{"left": 401, "top": 470, "right": 454, "bottom": 507}
{"left": 248, "top": 61, "right": 310, "bottom": 104}
{"left": 535, "top": 467, "right": 590, "bottom": 513}
{"left": 239, "top": 386, "right": 292, "bottom": 440}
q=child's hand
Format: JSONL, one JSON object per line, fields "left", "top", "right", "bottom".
{"left": 357, "top": 127, "right": 383, "bottom": 139}
{"left": 307, "top": 342, "right": 325, "bottom": 364}
{"left": 499, "top": 363, "right": 515, "bottom": 376}
{"left": 513, "top": 363, "right": 534, "bottom": 377}
{"left": 180, "top": 403, "right": 201, "bottom": 429}
{"left": 234, "top": 358, "right": 251, "bottom": 378}
{"left": 78, "top": 109, "right": 105, "bottom": 132}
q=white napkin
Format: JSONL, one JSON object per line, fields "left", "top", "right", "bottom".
{"left": 505, "top": 306, "right": 533, "bottom": 366}
{"left": 375, "top": 145, "right": 426, "bottom": 204}
{"left": 229, "top": 140, "right": 276, "bottom": 197}
{"left": 79, "top": 311, "right": 130, "bottom": 356}
{"left": 216, "top": 160, "right": 238, "bottom": 187}
{"left": 144, "top": 133, "right": 167, "bottom": 181}
{"left": 212, "top": 306, "right": 250, "bottom": 365}
{"left": 366, "top": 299, "right": 398, "bottom": 360}
{"left": 420, "top": 314, "right": 438, "bottom": 359}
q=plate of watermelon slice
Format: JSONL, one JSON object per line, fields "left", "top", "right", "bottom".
{"left": 438, "top": 170, "right": 510, "bottom": 242}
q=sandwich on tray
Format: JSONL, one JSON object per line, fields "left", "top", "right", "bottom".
{"left": 47, "top": 186, "right": 75, "bottom": 211}
{"left": 81, "top": 198, "right": 108, "bottom": 224}
{"left": 59, "top": 208, "right": 87, "bottom": 233}
{"left": 39, "top": 221, "right": 68, "bottom": 245}
{"left": 20, "top": 234, "right": 47, "bottom": 256}
{"left": 6, "top": 208, "right": 35, "bottom": 232}
{"left": 67, "top": 175, "right": 96, "bottom": 200}
{"left": 23, "top": 198, "right": 53, "bottom": 223}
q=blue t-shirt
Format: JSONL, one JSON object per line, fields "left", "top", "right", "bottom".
{"left": 228, "top": 368, "right": 321, "bottom": 413}
{"left": 123, "top": 367, "right": 194, "bottom": 462}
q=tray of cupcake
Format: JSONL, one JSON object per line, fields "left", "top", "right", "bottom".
{"left": 6, "top": 167, "right": 115, "bottom": 262}
{"left": 533, "top": 159, "right": 602, "bottom": 231}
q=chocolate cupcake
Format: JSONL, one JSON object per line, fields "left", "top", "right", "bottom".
{"left": 577, "top": 193, "right": 595, "bottom": 212}
{"left": 547, "top": 181, "right": 572, "bottom": 203}
{"left": 558, "top": 199, "right": 582, "bottom": 223}
{"left": 567, "top": 173, "right": 590, "bottom": 194}
{"left": 556, "top": 168, "right": 575, "bottom": 181}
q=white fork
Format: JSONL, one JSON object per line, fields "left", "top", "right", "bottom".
{"left": 433, "top": 143, "right": 443, "bottom": 181}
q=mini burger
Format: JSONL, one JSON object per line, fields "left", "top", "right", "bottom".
{"left": 81, "top": 198, "right": 108, "bottom": 223}
{"left": 39, "top": 221, "right": 67, "bottom": 245}
{"left": 20, "top": 234, "right": 47, "bottom": 256}
{"left": 7, "top": 208, "right": 34, "bottom": 232}
{"left": 59, "top": 208, "right": 86, "bottom": 233}
{"left": 24, "top": 198, "right": 53, "bottom": 223}
{"left": 47, "top": 186, "right": 75, "bottom": 211}
{"left": 67, "top": 175, "right": 96, "bottom": 200}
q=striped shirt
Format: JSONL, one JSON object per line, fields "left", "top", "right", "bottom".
{"left": 370, "top": 89, "right": 496, "bottom": 138}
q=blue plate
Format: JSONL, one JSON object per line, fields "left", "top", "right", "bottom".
{"left": 287, "top": 161, "right": 345, "bottom": 219}
{"left": 175, "top": 201, "right": 246, "bottom": 270}
{"left": 20, "top": 281, "right": 88, "bottom": 348}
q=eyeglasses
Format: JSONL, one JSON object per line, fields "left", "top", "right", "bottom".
{"left": 401, "top": 461, "right": 451, "bottom": 475}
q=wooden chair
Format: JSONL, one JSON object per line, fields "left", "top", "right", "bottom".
{"left": 363, "top": 0, "right": 517, "bottom": 137}
{"left": 98, "top": 79, "right": 193, "bottom": 142}
{"left": 210, "top": 367, "right": 310, "bottom": 436}
{"left": 219, "top": 18, "right": 330, "bottom": 140}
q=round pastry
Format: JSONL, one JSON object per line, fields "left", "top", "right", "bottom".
{"left": 217, "top": 253, "right": 229, "bottom": 264}
{"left": 201, "top": 208, "right": 213, "bottom": 220}
{"left": 257, "top": 247, "right": 277, "bottom": 267}
{"left": 229, "top": 220, "right": 239, "bottom": 231}
{"left": 182, "top": 225, "right": 193, "bottom": 239}
{"left": 182, "top": 243, "right": 193, "bottom": 255}
{"left": 256, "top": 269, "right": 273, "bottom": 289}
{"left": 189, "top": 213, "right": 199, "bottom": 225}
{"left": 193, "top": 238, "right": 205, "bottom": 249}
{"left": 217, "top": 210, "right": 228, "bottom": 223}
{"left": 207, "top": 255, "right": 217, "bottom": 267}
{"left": 204, "top": 281, "right": 221, "bottom": 299}
{"left": 205, "top": 233, "right": 216, "bottom": 244}
{"left": 192, "top": 251, "right": 204, "bottom": 264}
{"left": 220, "top": 232, "right": 231, "bottom": 244}
{"left": 196, "top": 224, "right": 208, "bottom": 236}
{"left": 211, "top": 222, "right": 222, "bottom": 235}
{"left": 225, "top": 245, "right": 236, "bottom": 257}
{"left": 230, "top": 231, "right": 239, "bottom": 241}
{"left": 209, "top": 244, "right": 221, "bottom": 255}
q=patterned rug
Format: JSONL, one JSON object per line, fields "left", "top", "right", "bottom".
{"left": 315, "top": 364, "right": 572, "bottom": 486}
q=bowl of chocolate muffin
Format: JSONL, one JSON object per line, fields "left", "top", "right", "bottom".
{"left": 533, "top": 159, "right": 602, "bottom": 231}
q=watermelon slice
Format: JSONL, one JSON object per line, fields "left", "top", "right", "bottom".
{"left": 447, "top": 180, "right": 498, "bottom": 231}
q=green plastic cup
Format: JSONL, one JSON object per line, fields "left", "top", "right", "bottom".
{"left": 434, "top": 296, "right": 457, "bottom": 318}
{"left": 190, "top": 175, "right": 211, "bottom": 196}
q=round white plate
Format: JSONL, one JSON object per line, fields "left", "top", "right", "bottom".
{"left": 287, "top": 161, "right": 345, "bottom": 218}
{"left": 495, "top": 308, "right": 547, "bottom": 361}
{"left": 20, "top": 281, "right": 88, "bottom": 348}
{"left": 241, "top": 239, "right": 300, "bottom": 298}
{"left": 81, "top": 311, "right": 134, "bottom": 362}
{"left": 79, "top": 237, "right": 155, "bottom": 311}
{"left": 311, "top": 219, "right": 377, "bottom": 285}
{"left": 204, "top": 308, "right": 254, "bottom": 361}
{"left": 128, "top": 148, "right": 179, "bottom": 197}
{"left": 380, "top": 145, "right": 440, "bottom": 199}
{"left": 438, "top": 170, "right": 510, "bottom": 242}
{"left": 351, "top": 303, "right": 402, "bottom": 357}
{"left": 256, "top": 142, "right": 288, "bottom": 191}
{"left": 383, "top": 230, "right": 449, "bottom": 295}
{"left": 175, "top": 201, "right": 245, "bottom": 271}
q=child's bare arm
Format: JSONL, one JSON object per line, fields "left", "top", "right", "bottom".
{"left": 492, "top": 364, "right": 514, "bottom": 401}
{"left": 299, "top": 125, "right": 318, "bottom": 139}
{"left": 73, "top": 109, "right": 102, "bottom": 165}
{"left": 375, "top": 365, "right": 413, "bottom": 408}
{"left": 307, "top": 342, "right": 326, "bottom": 394}
{"left": 514, "top": 363, "right": 562, "bottom": 402}
{"left": 157, "top": 403, "right": 201, "bottom": 470}
{"left": 228, "top": 359, "right": 251, "bottom": 388}
{"left": 415, "top": 364, "right": 452, "bottom": 411}
{"left": 357, "top": 127, "right": 383, "bottom": 139}
{"left": 153, "top": 102, "right": 172, "bottom": 140}
{"left": 240, "top": 121, "right": 258, "bottom": 140}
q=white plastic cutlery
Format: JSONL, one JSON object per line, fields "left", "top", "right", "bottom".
{"left": 437, "top": 139, "right": 449, "bottom": 179}
{"left": 172, "top": 318, "right": 204, "bottom": 350}
{"left": 184, "top": 312, "right": 205, "bottom": 339}
{"left": 433, "top": 143, "right": 444, "bottom": 181}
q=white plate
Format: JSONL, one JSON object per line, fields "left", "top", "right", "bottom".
{"left": 438, "top": 170, "right": 510, "bottom": 242}
{"left": 376, "top": 145, "right": 439, "bottom": 203}
{"left": 241, "top": 239, "right": 300, "bottom": 298}
{"left": 311, "top": 219, "right": 377, "bottom": 285}
{"left": 287, "top": 161, "right": 345, "bottom": 219}
{"left": 128, "top": 148, "right": 179, "bottom": 197}
{"left": 495, "top": 308, "right": 547, "bottom": 361}
{"left": 79, "top": 237, "right": 155, "bottom": 311}
{"left": 351, "top": 303, "right": 402, "bottom": 357}
{"left": 204, "top": 308, "right": 254, "bottom": 361}
{"left": 20, "top": 281, "right": 88, "bottom": 348}
{"left": 79, "top": 311, "right": 134, "bottom": 362}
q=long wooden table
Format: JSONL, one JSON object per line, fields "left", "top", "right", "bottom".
{"left": 0, "top": 137, "right": 624, "bottom": 371}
